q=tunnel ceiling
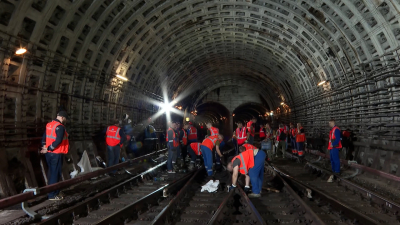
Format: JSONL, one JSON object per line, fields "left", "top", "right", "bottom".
{"left": 1, "top": 0, "right": 400, "bottom": 115}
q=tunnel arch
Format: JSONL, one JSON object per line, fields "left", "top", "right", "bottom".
{"left": 195, "top": 101, "right": 231, "bottom": 138}
{"left": 232, "top": 102, "right": 270, "bottom": 125}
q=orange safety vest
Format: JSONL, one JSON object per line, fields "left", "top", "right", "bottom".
{"left": 328, "top": 126, "right": 342, "bottom": 150}
{"left": 290, "top": 128, "right": 297, "bottom": 137}
{"left": 106, "top": 125, "right": 121, "bottom": 147}
{"left": 201, "top": 136, "right": 218, "bottom": 151}
{"left": 276, "top": 128, "right": 285, "bottom": 141}
{"left": 188, "top": 126, "right": 197, "bottom": 140}
{"left": 296, "top": 133, "right": 306, "bottom": 143}
{"left": 181, "top": 129, "right": 188, "bottom": 145}
{"left": 246, "top": 121, "right": 253, "bottom": 132}
{"left": 166, "top": 128, "right": 179, "bottom": 147}
{"left": 235, "top": 128, "right": 247, "bottom": 145}
{"left": 231, "top": 149, "right": 255, "bottom": 175}
{"left": 259, "top": 127, "right": 266, "bottom": 138}
{"left": 190, "top": 142, "right": 202, "bottom": 155}
{"left": 209, "top": 126, "right": 219, "bottom": 136}
{"left": 242, "top": 143, "right": 257, "bottom": 151}
{"left": 45, "top": 120, "right": 69, "bottom": 154}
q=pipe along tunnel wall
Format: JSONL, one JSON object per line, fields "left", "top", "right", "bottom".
{"left": 1, "top": 0, "right": 400, "bottom": 197}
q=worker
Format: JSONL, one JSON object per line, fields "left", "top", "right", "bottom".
{"left": 246, "top": 118, "right": 256, "bottom": 144}
{"left": 233, "top": 121, "right": 247, "bottom": 155}
{"left": 179, "top": 122, "right": 189, "bottom": 163}
{"left": 166, "top": 121, "right": 179, "bottom": 173}
{"left": 105, "top": 119, "right": 126, "bottom": 176}
{"left": 276, "top": 124, "right": 287, "bottom": 158}
{"left": 327, "top": 119, "right": 342, "bottom": 182}
{"left": 200, "top": 134, "right": 224, "bottom": 176}
{"left": 289, "top": 123, "right": 298, "bottom": 156}
{"left": 283, "top": 123, "right": 289, "bottom": 151}
{"left": 246, "top": 117, "right": 256, "bottom": 132}
{"left": 41, "top": 111, "right": 69, "bottom": 200}
{"left": 259, "top": 124, "right": 266, "bottom": 139}
{"left": 206, "top": 122, "right": 219, "bottom": 136}
{"left": 296, "top": 123, "right": 306, "bottom": 162}
{"left": 187, "top": 142, "right": 201, "bottom": 171}
{"left": 227, "top": 144, "right": 266, "bottom": 198}
{"left": 187, "top": 122, "right": 198, "bottom": 144}
{"left": 262, "top": 123, "right": 274, "bottom": 161}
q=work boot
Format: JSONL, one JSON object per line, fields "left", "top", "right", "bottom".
{"left": 248, "top": 193, "right": 261, "bottom": 198}
{"left": 244, "top": 186, "right": 251, "bottom": 193}
{"left": 327, "top": 175, "right": 334, "bottom": 183}
{"left": 173, "top": 163, "right": 179, "bottom": 172}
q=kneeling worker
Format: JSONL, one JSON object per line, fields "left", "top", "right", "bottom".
{"left": 200, "top": 134, "right": 224, "bottom": 176}
{"left": 227, "top": 144, "right": 266, "bottom": 198}
{"left": 187, "top": 142, "right": 201, "bottom": 170}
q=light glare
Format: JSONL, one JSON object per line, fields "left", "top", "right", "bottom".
{"left": 116, "top": 75, "right": 128, "bottom": 81}
{"left": 318, "top": 80, "right": 326, "bottom": 86}
{"left": 16, "top": 48, "right": 27, "bottom": 55}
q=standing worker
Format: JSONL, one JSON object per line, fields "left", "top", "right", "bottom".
{"left": 289, "top": 123, "right": 298, "bottom": 156}
{"left": 179, "top": 122, "right": 189, "bottom": 164}
{"left": 105, "top": 119, "right": 126, "bottom": 176}
{"left": 246, "top": 118, "right": 256, "bottom": 144}
{"left": 41, "top": 111, "right": 69, "bottom": 200}
{"left": 246, "top": 117, "right": 256, "bottom": 132}
{"left": 296, "top": 123, "right": 306, "bottom": 162}
{"left": 276, "top": 124, "right": 287, "bottom": 158}
{"left": 327, "top": 119, "right": 342, "bottom": 182}
{"left": 259, "top": 124, "right": 266, "bottom": 140}
{"left": 200, "top": 134, "right": 224, "bottom": 176}
{"left": 227, "top": 144, "right": 266, "bottom": 198}
{"left": 206, "top": 122, "right": 219, "bottom": 137}
{"left": 233, "top": 121, "right": 247, "bottom": 155}
{"left": 187, "top": 122, "right": 198, "bottom": 144}
{"left": 166, "top": 121, "right": 179, "bottom": 173}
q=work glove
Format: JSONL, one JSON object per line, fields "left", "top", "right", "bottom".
{"left": 227, "top": 184, "right": 236, "bottom": 192}
{"left": 244, "top": 186, "right": 251, "bottom": 193}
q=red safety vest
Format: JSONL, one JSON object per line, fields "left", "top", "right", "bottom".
{"left": 45, "top": 120, "right": 69, "bottom": 154}
{"left": 201, "top": 136, "right": 218, "bottom": 151}
{"left": 249, "top": 125, "right": 255, "bottom": 137}
{"left": 188, "top": 126, "right": 197, "bottom": 140}
{"left": 296, "top": 133, "right": 306, "bottom": 142}
{"left": 246, "top": 121, "right": 253, "bottom": 132}
{"left": 209, "top": 126, "right": 219, "bottom": 136}
{"left": 284, "top": 125, "right": 289, "bottom": 134}
{"left": 182, "top": 129, "right": 188, "bottom": 145}
{"left": 106, "top": 125, "right": 121, "bottom": 147}
{"left": 242, "top": 143, "right": 257, "bottom": 151}
{"left": 276, "top": 128, "right": 285, "bottom": 141}
{"left": 166, "top": 128, "right": 179, "bottom": 147}
{"left": 259, "top": 127, "right": 266, "bottom": 138}
{"left": 328, "top": 126, "right": 342, "bottom": 150}
{"left": 290, "top": 128, "right": 297, "bottom": 137}
{"left": 190, "top": 142, "right": 202, "bottom": 155}
{"left": 235, "top": 128, "right": 247, "bottom": 145}
{"left": 231, "top": 149, "right": 255, "bottom": 175}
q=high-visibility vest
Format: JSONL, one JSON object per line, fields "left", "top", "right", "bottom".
{"left": 235, "top": 128, "right": 247, "bottom": 145}
{"left": 201, "top": 136, "right": 218, "bottom": 151}
{"left": 284, "top": 125, "right": 289, "bottom": 134}
{"left": 249, "top": 125, "right": 255, "bottom": 137}
{"left": 181, "top": 129, "right": 188, "bottom": 145}
{"left": 276, "top": 128, "right": 285, "bottom": 141}
{"left": 190, "top": 142, "right": 202, "bottom": 155}
{"left": 242, "top": 143, "right": 257, "bottom": 151}
{"left": 290, "top": 128, "right": 298, "bottom": 137}
{"left": 296, "top": 133, "right": 306, "bottom": 143}
{"left": 209, "top": 127, "right": 219, "bottom": 136}
{"left": 246, "top": 121, "right": 253, "bottom": 132}
{"left": 46, "top": 120, "right": 69, "bottom": 154}
{"left": 166, "top": 128, "right": 179, "bottom": 147}
{"left": 231, "top": 149, "right": 255, "bottom": 175}
{"left": 188, "top": 126, "right": 197, "bottom": 140}
{"left": 106, "top": 125, "right": 121, "bottom": 146}
{"left": 328, "top": 126, "right": 342, "bottom": 150}
{"left": 259, "top": 127, "right": 266, "bottom": 138}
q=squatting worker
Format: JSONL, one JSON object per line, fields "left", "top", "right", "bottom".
{"left": 41, "top": 111, "right": 69, "bottom": 200}
{"left": 166, "top": 121, "right": 179, "bottom": 173}
{"left": 105, "top": 119, "right": 126, "bottom": 176}
{"left": 187, "top": 121, "right": 198, "bottom": 144}
{"left": 327, "top": 119, "right": 342, "bottom": 182}
{"left": 276, "top": 124, "right": 287, "bottom": 158}
{"left": 187, "top": 142, "right": 202, "bottom": 171}
{"left": 200, "top": 134, "right": 224, "bottom": 176}
{"left": 227, "top": 144, "right": 266, "bottom": 198}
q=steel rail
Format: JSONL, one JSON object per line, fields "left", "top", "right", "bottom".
{"left": 0, "top": 148, "right": 167, "bottom": 210}
{"left": 38, "top": 161, "right": 168, "bottom": 225}
{"left": 94, "top": 171, "right": 196, "bottom": 225}
{"left": 264, "top": 162, "right": 326, "bottom": 225}
{"left": 206, "top": 187, "right": 236, "bottom": 224}
{"left": 233, "top": 185, "right": 267, "bottom": 225}
{"left": 272, "top": 163, "right": 378, "bottom": 225}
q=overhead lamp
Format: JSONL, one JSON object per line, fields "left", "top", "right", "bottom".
{"left": 232, "top": 114, "right": 235, "bottom": 117}
{"left": 16, "top": 48, "right": 27, "bottom": 55}
{"left": 116, "top": 74, "right": 128, "bottom": 81}
{"left": 270, "top": 111, "right": 273, "bottom": 115}
{"left": 280, "top": 102, "right": 284, "bottom": 105}
{"left": 318, "top": 80, "right": 326, "bottom": 86}
{"left": 185, "top": 117, "right": 190, "bottom": 122}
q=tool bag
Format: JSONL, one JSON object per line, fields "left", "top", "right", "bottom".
{"left": 261, "top": 140, "right": 272, "bottom": 150}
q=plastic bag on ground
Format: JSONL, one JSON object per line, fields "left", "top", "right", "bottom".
{"left": 201, "top": 180, "right": 220, "bottom": 192}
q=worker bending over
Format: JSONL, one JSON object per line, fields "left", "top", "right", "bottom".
{"left": 187, "top": 122, "right": 198, "bottom": 144}
{"left": 227, "top": 144, "right": 266, "bottom": 198}
{"left": 206, "top": 122, "right": 219, "bottom": 136}
{"left": 327, "top": 119, "right": 342, "bottom": 182}
{"left": 200, "top": 134, "right": 224, "bottom": 176}
{"left": 187, "top": 142, "right": 202, "bottom": 171}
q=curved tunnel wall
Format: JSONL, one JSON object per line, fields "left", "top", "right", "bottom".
{"left": 0, "top": 0, "right": 400, "bottom": 195}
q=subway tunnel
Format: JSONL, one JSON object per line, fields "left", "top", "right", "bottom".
{"left": 1, "top": 0, "right": 400, "bottom": 218}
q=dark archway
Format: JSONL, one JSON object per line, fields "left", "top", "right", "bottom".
{"left": 233, "top": 102, "right": 270, "bottom": 127}
{"left": 195, "top": 102, "right": 231, "bottom": 140}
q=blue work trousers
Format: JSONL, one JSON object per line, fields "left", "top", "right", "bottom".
{"left": 200, "top": 145, "right": 213, "bottom": 176}
{"left": 291, "top": 138, "right": 297, "bottom": 151}
{"left": 107, "top": 145, "right": 121, "bottom": 174}
{"left": 297, "top": 142, "right": 305, "bottom": 157}
{"left": 329, "top": 148, "right": 340, "bottom": 173}
{"left": 167, "top": 146, "right": 178, "bottom": 170}
{"left": 248, "top": 136, "right": 254, "bottom": 145}
{"left": 248, "top": 150, "right": 266, "bottom": 194}
{"left": 45, "top": 152, "right": 64, "bottom": 199}
{"left": 187, "top": 144, "right": 197, "bottom": 163}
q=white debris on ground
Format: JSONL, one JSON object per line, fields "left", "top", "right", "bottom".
{"left": 201, "top": 180, "right": 220, "bottom": 192}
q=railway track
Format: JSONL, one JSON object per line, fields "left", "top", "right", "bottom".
{"left": 268, "top": 155, "right": 400, "bottom": 224}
